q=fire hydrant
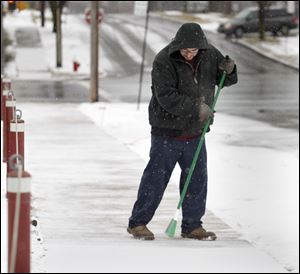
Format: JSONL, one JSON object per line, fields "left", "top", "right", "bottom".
{"left": 73, "top": 61, "right": 80, "bottom": 72}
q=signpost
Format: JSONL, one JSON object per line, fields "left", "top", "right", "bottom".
{"left": 136, "top": 1, "right": 150, "bottom": 110}
{"left": 89, "top": 2, "right": 103, "bottom": 102}
{"left": 85, "top": 8, "right": 104, "bottom": 25}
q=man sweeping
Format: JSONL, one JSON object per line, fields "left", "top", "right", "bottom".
{"left": 128, "top": 22, "right": 237, "bottom": 240}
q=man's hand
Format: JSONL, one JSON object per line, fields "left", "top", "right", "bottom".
{"left": 199, "top": 102, "right": 214, "bottom": 123}
{"left": 219, "top": 56, "right": 235, "bottom": 74}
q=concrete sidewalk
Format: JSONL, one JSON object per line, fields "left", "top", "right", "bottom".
{"left": 18, "top": 102, "right": 288, "bottom": 273}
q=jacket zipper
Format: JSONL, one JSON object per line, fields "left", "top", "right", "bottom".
{"left": 178, "top": 59, "right": 200, "bottom": 85}
{"left": 194, "top": 62, "right": 201, "bottom": 84}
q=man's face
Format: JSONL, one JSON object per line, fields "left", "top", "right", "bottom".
{"left": 180, "top": 48, "right": 199, "bottom": 61}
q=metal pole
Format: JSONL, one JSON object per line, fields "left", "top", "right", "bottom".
{"left": 8, "top": 160, "right": 31, "bottom": 273}
{"left": 137, "top": 2, "right": 150, "bottom": 110}
{"left": 41, "top": 1, "right": 45, "bottom": 27}
{"left": 56, "top": 2, "right": 62, "bottom": 67}
{"left": 90, "top": 1, "right": 99, "bottom": 102}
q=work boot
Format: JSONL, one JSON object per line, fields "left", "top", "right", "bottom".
{"left": 127, "top": 225, "right": 155, "bottom": 240}
{"left": 181, "top": 227, "right": 217, "bottom": 241}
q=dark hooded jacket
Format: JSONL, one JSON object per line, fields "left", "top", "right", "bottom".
{"left": 149, "top": 23, "right": 238, "bottom": 136}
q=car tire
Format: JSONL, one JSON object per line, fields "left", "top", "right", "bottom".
{"left": 234, "top": 28, "right": 244, "bottom": 38}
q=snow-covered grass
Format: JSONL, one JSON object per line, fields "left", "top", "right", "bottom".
{"left": 239, "top": 34, "right": 299, "bottom": 68}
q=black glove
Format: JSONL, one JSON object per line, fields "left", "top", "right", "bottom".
{"left": 199, "top": 102, "right": 214, "bottom": 123}
{"left": 219, "top": 56, "right": 235, "bottom": 74}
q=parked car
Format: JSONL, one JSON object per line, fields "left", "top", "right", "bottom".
{"left": 218, "top": 7, "right": 299, "bottom": 38}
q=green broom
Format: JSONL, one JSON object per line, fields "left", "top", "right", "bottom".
{"left": 165, "top": 69, "right": 227, "bottom": 238}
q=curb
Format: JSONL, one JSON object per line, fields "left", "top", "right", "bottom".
{"left": 49, "top": 68, "right": 107, "bottom": 81}
{"left": 234, "top": 39, "right": 299, "bottom": 71}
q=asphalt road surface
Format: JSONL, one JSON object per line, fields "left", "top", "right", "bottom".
{"left": 101, "top": 14, "right": 299, "bottom": 130}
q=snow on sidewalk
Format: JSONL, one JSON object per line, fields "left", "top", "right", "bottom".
{"left": 80, "top": 102, "right": 299, "bottom": 273}
{"left": 14, "top": 101, "right": 289, "bottom": 273}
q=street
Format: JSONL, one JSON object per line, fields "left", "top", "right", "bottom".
{"left": 12, "top": 14, "right": 299, "bottom": 130}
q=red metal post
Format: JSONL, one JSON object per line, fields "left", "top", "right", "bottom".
{"left": 7, "top": 119, "right": 25, "bottom": 173}
{"left": 4, "top": 96, "right": 16, "bottom": 163}
{"left": 7, "top": 169, "right": 31, "bottom": 273}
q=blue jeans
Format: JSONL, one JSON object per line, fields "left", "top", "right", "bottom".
{"left": 128, "top": 134, "right": 208, "bottom": 234}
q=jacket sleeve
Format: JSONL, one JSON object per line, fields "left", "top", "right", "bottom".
{"left": 151, "top": 59, "right": 200, "bottom": 117}
{"left": 214, "top": 48, "right": 238, "bottom": 87}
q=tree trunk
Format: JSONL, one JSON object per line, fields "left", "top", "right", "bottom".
{"left": 223, "top": 1, "right": 232, "bottom": 15}
{"left": 90, "top": 1, "right": 99, "bottom": 102}
{"left": 40, "top": 1, "right": 45, "bottom": 27}
{"left": 258, "top": 1, "right": 269, "bottom": 40}
{"left": 48, "top": 1, "right": 67, "bottom": 33}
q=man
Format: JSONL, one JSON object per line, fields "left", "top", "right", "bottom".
{"left": 128, "top": 23, "right": 237, "bottom": 240}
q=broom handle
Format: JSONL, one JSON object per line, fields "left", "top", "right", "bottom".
{"left": 177, "top": 70, "right": 227, "bottom": 210}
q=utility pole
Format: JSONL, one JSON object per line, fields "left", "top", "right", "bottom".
{"left": 136, "top": 1, "right": 150, "bottom": 110}
{"left": 56, "top": 2, "right": 62, "bottom": 67}
{"left": 90, "top": 1, "right": 99, "bottom": 102}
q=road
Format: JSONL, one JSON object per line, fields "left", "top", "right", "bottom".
{"left": 11, "top": 14, "right": 299, "bottom": 131}
{"left": 100, "top": 14, "right": 299, "bottom": 130}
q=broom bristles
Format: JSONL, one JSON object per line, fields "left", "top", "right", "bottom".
{"left": 165, "top": 218, "right": 177, "bottom": 238}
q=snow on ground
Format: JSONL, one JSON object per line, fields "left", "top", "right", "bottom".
{"left": 1, "top": 8, "right": 299, "bottom": 273}
{"left": 2, "top": 101, "right": 298, "bottom": 273}
{"left": 79, "top": 101, "right": 299, "bottom": 273}
{"left": 2, "top": 101, "right": 294, "bottom": 273}
{"left": 45, "top": 244, "right": 288, "bottom": 273}
{"left": 122, "top": 22, "right": 168, "bottom": 55}
{"left": 193, "top": 12, "right": 229, "bottom": 32}
{"left": 239, "top": 34, "right": 299, "bottom": 68}
{"left": 4, "top": 9, "right": 299, "bottom": 79}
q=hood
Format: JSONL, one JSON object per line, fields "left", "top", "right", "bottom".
{"left": 169, "top": 23, "right": 208, "bottom": 57}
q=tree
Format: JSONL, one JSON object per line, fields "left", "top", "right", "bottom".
{"left": 223, "top": 1, "right": 232, "bottom": 15}
{"left": 7, "top": 1, "right": 17, "bottom": 11}
{"left": 40, "top": 1, "right": 45, "bottom": 27}
{"left": 257, "top": 1, "right": 271, "bottom": 40}
{"left": 48, "top": 1, "right": 67, "bottom": 33}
